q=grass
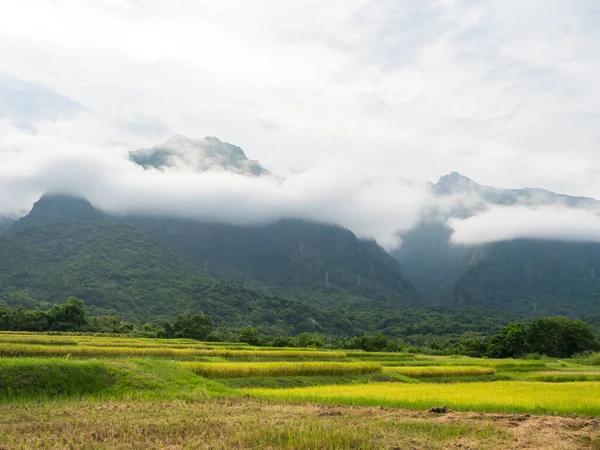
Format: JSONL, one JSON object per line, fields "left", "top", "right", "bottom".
{"left": 382, "top": 365, "right": 496, "bottom": 378}
{"left": 0, "top": 358, "right": 114, "bottom": 400}
{"left": 379, "top": 358, "right": 550, "bottom": 371}
{"left": 572, "top": 352, "right": 600, "bottom": 366}
{"left": 218, "top": 373, "right": 418, "bottom": 389}
{"left": 0, "top": 357, "right": 233, "bottom": 402}
{"left": 524, "top": 373, "right": 600, "bottom": 382}
{"left": 245, "top": 381, "right": 600, "bottom": 416}
{"left": 181, "top": 361, "right": 381, "bottom": 378}
{"left": 0, "top": 398, "right": 514, "bottom": 449}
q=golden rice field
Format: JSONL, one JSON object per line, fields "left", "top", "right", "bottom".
{"left": 246, "top": 381, "right": 600, "bottom": 416}
{"left": 181, "top": 361, "right": 381, "bottom": 378}
{"left": 0, "top": 343, "right": 346, "bottom": 359}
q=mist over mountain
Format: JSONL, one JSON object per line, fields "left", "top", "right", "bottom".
{"left": 0, "top": 191, "right": 517, "bottom": 338}
{"left": 4, "top": 132, "right": 600, "bottom": 322}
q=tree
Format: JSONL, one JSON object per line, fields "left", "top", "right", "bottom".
{"left": 527, "top": 317, "right": 598, "bottom": 357}
{"left": 486, "top": 323, "right": 528, "bottom": 358}
{"left": 271, "top": 334, "right": 293, "bottom": 347}
{"left": 294, "top": 332, "right": 325, "bottom": 348}
{"left": 453, "top": 336, "right": 486, "bottom": 357}
{"left": 48, "top": 297, "right": 87, "bottom": 331}
{"left": 485, "top": 317, "right": 599, "bottom": 358}
{"left": 238, "top": 325, "right": 259, "bottom": 345}
{"left": 172, "top": 313, "right": 214, "bottom": 340}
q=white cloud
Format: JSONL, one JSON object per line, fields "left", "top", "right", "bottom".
{"left": 0, "top": 0, "right": 598, "bottom": 193}
{"left": 0, "top": 119, "right": 430, "bottom": 249}
{"left": 449, "top": 205, "right": 600, "bottom": 246}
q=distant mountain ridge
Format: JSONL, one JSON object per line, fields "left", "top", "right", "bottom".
{"left": 433, "top": 171, "right": 598, "bottom": 207}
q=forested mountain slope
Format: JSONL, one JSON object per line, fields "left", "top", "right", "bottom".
{"left": 0, "top": 219, "right": 348, "bottom": 335}
{"left": 394, "top": 173, "right": 600, "bottom": 317}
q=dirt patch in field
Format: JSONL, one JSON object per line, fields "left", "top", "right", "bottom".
{"left": 434, "top": 411, "right": 600, "bottom": 449}
{"left": 302, "top": 402, "right": 600, "bottom": 449}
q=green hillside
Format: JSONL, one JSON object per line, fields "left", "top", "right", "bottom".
{"left": 0, "top": 220, "right": 349, "bottom": 335}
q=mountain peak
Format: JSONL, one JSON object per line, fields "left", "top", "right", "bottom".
{"left": 129, "top": 135, "right": 270, "bottom": 176}
{"left": 434, "top": 172, "right": 479, "bottom": 195}
{"left": 12, "top": 194, "right": 104, "bottom": 230}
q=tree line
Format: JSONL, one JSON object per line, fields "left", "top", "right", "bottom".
{"left": 432, "top": 317, "right": 599, "bottom": 358}
{"left": 1, "top": 298, "right": 598, "bottom": 357}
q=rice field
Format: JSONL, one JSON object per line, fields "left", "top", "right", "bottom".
{"left": 0, "top": 343, "right": 346, "bottom": 359}
{"left": 1, "top": 332, "right": 600, "bottom": 449}
{"left": 246, "top": 381, "right": 600, "bottom": 416}
{"left": 181, "top": 361, "right": 381, "bottom": 378}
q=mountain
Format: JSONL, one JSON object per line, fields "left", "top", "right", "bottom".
{"left": 12, "top": 194, "right": 105, "bottom": 230}
{"left": 0, "top": 194, "right": 508, "bottom": 338}
{"left": 129, "top": 135, "right": 272, "bottom": 176}
{"left": 0, "top": 200, "right": 355, "bottom": 335}
{"left": 126, "top": 135, "right": 417, "bottom": 302}
{"left": 121, "top": 216, "right": 418, "bottom": 302}
{"left": 434, "top": 172, "right": 598, "bottom": 208}
{"left": 394, "top": 172, "right": 600, "bottom": 317}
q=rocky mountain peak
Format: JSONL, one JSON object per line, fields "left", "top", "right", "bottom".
{"left": 434, "top": 172, "right": 479, "bottom": 195}
{"left": 129, "top": 135, "right": 271, "bottom": 176}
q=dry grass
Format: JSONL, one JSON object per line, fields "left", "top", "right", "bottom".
{"left": 1, "top": 397, "right": 599, "bottom": 449}
{"left": 181, "top": 361, "right": 381, "bottom": 378}
{"left": 0, "top": 397, "right": 515, "bottom": 449}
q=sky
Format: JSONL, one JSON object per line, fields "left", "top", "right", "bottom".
{"left": 0, "top": 0, "right": 599, "bottom": 248}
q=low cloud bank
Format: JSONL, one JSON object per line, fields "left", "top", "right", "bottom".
{"left": 0, "top": 120, "right": 432, "bottom": 249}
{"left": 4, "top": 118, "right": 600, "bottom": 251}
{"left": 448, "top": 205, "right": 600, "bottom": 246}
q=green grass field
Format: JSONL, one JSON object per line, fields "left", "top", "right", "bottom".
{"left": 1, "top": 333, "right": 600, "bottom": 448}
{"left": 182, "top": 361, "right": 381, "bottom": 378}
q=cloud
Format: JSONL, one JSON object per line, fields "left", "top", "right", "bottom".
{"left": 1, "top": 1, "right": 600, "bottom": 250}
{"left": 0, "top": 119, "right": 431, "bottom": 249}
{"left": 448, "top": 205, "right": 600, "bottom": 246}
{"left": 112, "top": 114, "right": 171, "bottom": 138}
{"left": 0, "top": 1, "right": 598, "bottom": 194}
{"left": 3, "top": 114, "right": 600, "bottom": 251}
